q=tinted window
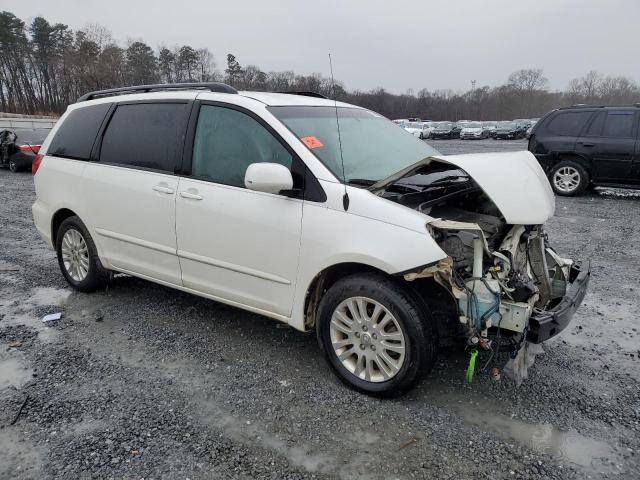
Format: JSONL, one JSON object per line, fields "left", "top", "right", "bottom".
{"left": 546, "top": 111, "right": 593, "bottom": 136}
{"left": 192, "top": 105, "right": 292, "bottom": 187}
{"left": 48, "top": 103, "right": 110, "bottom": 160}
{"left": 602, "top": 111, "right": 635, "bottom": 138}
{"left": 586, "top": 112, "right": 605, "bottom": 136}
{"left": 100, "top": 103, "right": 188, "bottom": 172}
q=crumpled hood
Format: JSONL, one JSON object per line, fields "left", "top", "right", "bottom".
{"left": 433, "top": 151, "right": 555, "bottom": 224}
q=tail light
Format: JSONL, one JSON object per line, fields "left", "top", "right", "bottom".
{"left": 19, "top": 145, "right": 41, "bottom": 154}
{"left": 32, "top": 154, "right": 44, "bottom": 175}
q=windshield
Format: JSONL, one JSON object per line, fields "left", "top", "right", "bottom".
{"left": 498, "top": 121, "right": 516, "bottom": 129}
{"left": 465, "top": 122, "right": 482, "bottom": 128}
{"left": 406, "top": 122, "right": 422, "bottom": 128}
{"left": 436, "top": 122, "right": 453, "bottom": 129}
{"left": 269, "top": 106, "right": 440, "bottom": 183}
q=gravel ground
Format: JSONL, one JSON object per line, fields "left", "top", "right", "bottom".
{"left": 1, "top": 138, "right": 639, "bottom": 479}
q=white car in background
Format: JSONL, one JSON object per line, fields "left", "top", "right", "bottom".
{"left": 31, "top": 83, "right": 589, "bottom": 396}
{"left": 459, "top": 121, "right": 489, "bottom": 140}
{"left": 403, "top": 121, "right": 431, "bottom": 139}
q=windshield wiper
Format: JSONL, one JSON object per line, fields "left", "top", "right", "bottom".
{"left": 430, "top": 174, "right": 469, "bottom": 184}
{"left": 347, "top": 178, "right": 377, "bottom": 186}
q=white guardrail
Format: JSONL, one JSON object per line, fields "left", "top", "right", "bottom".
{"left": 0, "top": 115, "right": 58, "bottom": 130}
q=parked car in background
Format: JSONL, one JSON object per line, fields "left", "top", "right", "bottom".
{"left": 513, "top": 119, "right": 532, "bottom": 129}
{"left": 494, "top": 121, "right": 526, "bottom": 140}
{"left": 0, "top": 129, "right": 44, "bottom": 172}
{"left": 420, "top": 121, "right": 437, "bottom": 139}
{"left": 483, "top": 122, "right": 498, "bottom": 137}
{"left": 31, "top": 82, "right": 588, "bottom": 396}
{"left": 528, "top": 105, "right": 640, "bottom": 196}
{"left": 403, "top": 121, "right": 431, "bottom": 139}
{"left": 430, "top": 121, "right": 458, "bottom": 139}
{"left": 459, "top": 121, "right": 489, "bottom": 140}
{"left": 525, "top": 119, "right": 539, "bottom": 139}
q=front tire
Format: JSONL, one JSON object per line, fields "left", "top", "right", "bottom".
{"left": 9, "top": 158, "right": 18, "bottom": 172}
{"left": 56, "top": 216, "right": 109, "bottom": 292}
{"left": 550, "top": 160, "right": 589, "bottom": 196}
{"left": 317, "top": 273, "right": 436, "bottom": 396}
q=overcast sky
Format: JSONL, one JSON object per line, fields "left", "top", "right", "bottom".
{"left": 4, "top": 0, "right": 639, "bottom": 94}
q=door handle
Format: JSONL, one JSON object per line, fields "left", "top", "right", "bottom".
{"left": 579, "top": 142, "right": 595, "bottom": 147}
{"left": 152, "top": 185, "right": 175, "bottom": 194}
{"left": 180, "top": 190, "right": 203, "bottom": 200}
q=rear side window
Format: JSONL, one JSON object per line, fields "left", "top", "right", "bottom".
{"left": 546, "top": 111, "right": 593, "bottom": 136}
{"left": 602, "top": 111, "right": 635, "bottom": 138}
{"left": 585, "top": 112, "right": 605, "bottom": 136}
{"left": 100, "top": 103, "right": 189, "bottom": 172}
{"left": 48, "top": 103, "right": 110, "bottom": 160}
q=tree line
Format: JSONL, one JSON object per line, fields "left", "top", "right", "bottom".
{"left": 2, "top": 10, "right": 639, "bottom": 119}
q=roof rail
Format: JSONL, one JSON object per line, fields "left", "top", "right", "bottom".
{"left": 276, "top": 91, "right": 328, "bottom": 99}
{"left": 77, "top": 82, "right": 238, "bottom": 102}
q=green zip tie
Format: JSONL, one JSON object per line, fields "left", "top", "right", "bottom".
{"left": 466, "top": 349, "right": 478, "bottom": 383}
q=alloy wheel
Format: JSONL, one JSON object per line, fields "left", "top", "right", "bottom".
{"left": 61, "top": 228, "right": 90, "bottom": 281}
{"left": 553, "top": 166, "right": 581, "bottom": 193}
{"left": 329, "top": 296, "right": 406, "bottom": 382}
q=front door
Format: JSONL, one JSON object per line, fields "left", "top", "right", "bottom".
{"left": 83, "top": 101, "right": 190, "bottom": 285}
{"left": 176, "top": 103, "right": 303, "bottom": 317}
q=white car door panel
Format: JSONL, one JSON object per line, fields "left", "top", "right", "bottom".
{"left": 83, "top": 164, "right": 181, "bottom": 285}
{"left": 176, "top": 179, "right": 302, "bottom": 315}
{"left": 175, "top": 103, "right": 304, "bottom": 316}
{"left": 83, "top": 101, "right": 189, "bottom": 285}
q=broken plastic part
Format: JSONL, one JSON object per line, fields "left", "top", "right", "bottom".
{"left": 466, "top": 349, "right": 478, "bottom": 383}
{"left": 503, "top": 342, "right": 545, "bottom": 386}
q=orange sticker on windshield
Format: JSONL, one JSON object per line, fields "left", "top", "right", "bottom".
{"left": 301, "top": 136, "right": 324, "bottom": 149}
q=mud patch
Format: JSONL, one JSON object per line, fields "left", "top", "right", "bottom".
{"left": 0, "top": 350, "right": 33, "bottom": 390}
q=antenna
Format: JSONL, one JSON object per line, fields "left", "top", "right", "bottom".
{"left": 329, "top": 53, "right": 349, "bottom": 211}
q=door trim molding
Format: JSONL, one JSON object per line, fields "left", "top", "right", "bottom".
{"left": 95, "top": 227, "right": 176, "bottom": 255}
{"left": 177, "top": 249, "right": 291, "bottom": 285}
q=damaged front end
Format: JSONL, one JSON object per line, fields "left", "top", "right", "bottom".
{"left": 378, "top": 152, "right": 590, "bottom": 380}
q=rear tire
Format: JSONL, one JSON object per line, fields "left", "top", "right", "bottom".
{"left": 56, "top": 216, "right": 109, "bottom": 292}
{"left": 317, "top": 273, "right": 436, "bottom": 397}
{"left": 550, "top": 160, "right": 589, "bottom": 196}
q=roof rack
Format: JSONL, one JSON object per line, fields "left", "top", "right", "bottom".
{"left": 276, "top": 91, "right": 328, "bottom": 99}
{"left": 77, "top": 82, "right": 238, "bottom": 102}
{"left": 559, "top": 104, "right": 640, "bottom": 110}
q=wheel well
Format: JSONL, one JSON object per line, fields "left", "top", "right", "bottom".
{"left": 51, "top": 208, "right": 77, "bottom": 244}
{"left": 552, "top": 153, "right": 591, "bottom": 174}
{"left": 303, "top": 263, "right": 458, "bottom": 338}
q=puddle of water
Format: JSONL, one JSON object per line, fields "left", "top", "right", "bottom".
{"left": 461, "top": 410, "right": 620, "bottom": 473}
{"left": 0, "top": 355, "right": 33, "bottom": 390}
{"left": 0, "top": 286, "right": 72, "bottom": 343}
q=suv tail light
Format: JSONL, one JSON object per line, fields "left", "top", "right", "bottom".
{"left": 31, "top": 154, "right": 44, "bottom": 175}
{"left": 19, "top": 145, "right": 41, "bottom": 154}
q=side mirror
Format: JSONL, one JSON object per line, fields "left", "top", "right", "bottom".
{"left": 244, "top": 162, "right": 294, "bottom": 195}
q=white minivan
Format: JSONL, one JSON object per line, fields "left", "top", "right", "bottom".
{"left": 32, "top": 83, "right": 589, "bottom": 395}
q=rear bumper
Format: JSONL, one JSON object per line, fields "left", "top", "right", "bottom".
{"left": 527, "top": 262, "right": 590, "bottom": 343}
{"left": 32, "top": 199, "right": 53, "bottom": 248}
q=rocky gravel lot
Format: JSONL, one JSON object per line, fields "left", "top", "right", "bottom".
{"left": 1, "top": 138, "right": 639, "bottom": 479}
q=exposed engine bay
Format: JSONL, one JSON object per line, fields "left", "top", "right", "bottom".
{"left": 380, "top": 160, "right": 589, "bottom": 382}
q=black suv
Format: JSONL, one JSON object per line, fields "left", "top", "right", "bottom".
{"left": 528, "top": 105, "right": 640, "bottom": 195}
